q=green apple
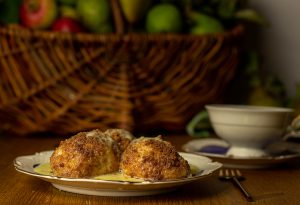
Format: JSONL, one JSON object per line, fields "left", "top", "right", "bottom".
{"left": 146, "top": 3, "right": 183, "bottom": 33}
{"left": 77, "top": 0, "right": 113, "bottom": 33}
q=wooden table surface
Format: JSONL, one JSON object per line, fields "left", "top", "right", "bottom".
{"left": 1, "top": 134, "right": 300, "bottom": 205}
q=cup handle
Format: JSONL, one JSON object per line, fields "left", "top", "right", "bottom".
{"left": 186, "top": 110, "right": 212, "bottom": 137}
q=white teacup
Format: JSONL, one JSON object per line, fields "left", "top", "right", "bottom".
{"left": 205, "top": 104, "right": 294, "bottom": 157}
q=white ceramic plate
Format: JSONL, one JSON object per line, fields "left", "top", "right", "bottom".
{"left": 182, "top": 138, "right": 300, "bottom": 169}
{"left": 14, "top": 151, "right": 222, "bottom": 196}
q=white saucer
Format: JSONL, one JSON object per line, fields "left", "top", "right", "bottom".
{"left": 182, "top": 138, "right": 300, "bottom": 169}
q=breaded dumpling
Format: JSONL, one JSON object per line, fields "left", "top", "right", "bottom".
{"left": 50, "top": 129, "right": 121, "bottom": 178}
{"left": 104, "top": 129, "right": 135, "bottom": 153}
{"left": 120, "top": 136, "right": 191, "bottom": 181}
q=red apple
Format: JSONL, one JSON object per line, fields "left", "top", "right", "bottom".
{"left": 52, "top": 17, "right": 84, "bottom": 33}
{"left": 19, "top": 0, "right": 58, "bottom": 29}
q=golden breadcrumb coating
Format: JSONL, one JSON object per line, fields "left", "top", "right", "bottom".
{"left": 50, "top": 129, "right": 121, "bottom": 178}
{"left": 104, "top": 129, "right": 135, "bottom": 153}
{"left": 120, "top": 136, "right": 191, "bottom": 181}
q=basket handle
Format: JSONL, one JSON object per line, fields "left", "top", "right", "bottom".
{"left": 110, "top": 0, "right": 126, "bottom": 34}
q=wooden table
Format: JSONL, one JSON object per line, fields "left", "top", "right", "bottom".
{"left": 1, "top": 134, "right": 300, "bottom": 205}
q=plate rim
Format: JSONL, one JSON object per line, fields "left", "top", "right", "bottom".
{"left": 14, "top": 151, "right": 222, "bottom": 187}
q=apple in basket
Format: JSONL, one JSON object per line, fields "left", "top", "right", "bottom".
{"left": 52, "top": 17, "right": 84, "bottom": 33}
{"left": 19, "top": 0, "right": 58, "bottom": 29}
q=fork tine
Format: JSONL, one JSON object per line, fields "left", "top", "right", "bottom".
{"left": 219, "top": 169, "right": 224, "bottom": 177}
{"left": 235, "top": 169, "right": 245, "bottom": 180}
{"left": 225, "top": 169, "right": 229, "bottom": 177}
{"left": 219, "top": 169, "right": 244, "bottom": 179}
{"left": 218, "top": 169, "right": 233, "bottom": 180}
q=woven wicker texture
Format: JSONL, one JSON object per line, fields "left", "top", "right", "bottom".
{"left": 0, "top": 25, "right": 243, "bottom": 135}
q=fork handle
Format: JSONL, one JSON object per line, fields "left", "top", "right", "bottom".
{"left": 232, "top": 177, "right": 254, "bottom": 202}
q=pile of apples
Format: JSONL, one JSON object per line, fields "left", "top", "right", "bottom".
{"left": 17, "top": 0, "right": 265, "bottom": 34}
{"left": 20, "top": 0, "right": 87, "bottom": 33}
{"left": 20, "top": 0, "right": 121, "bottom": 33}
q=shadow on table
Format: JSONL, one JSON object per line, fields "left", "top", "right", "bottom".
{"left": 122, "top": 177, "right": 227, "bottom": 204}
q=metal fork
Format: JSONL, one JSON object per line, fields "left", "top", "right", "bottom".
{"left": 219, "top": 169, "right": 254, "bottom": 202}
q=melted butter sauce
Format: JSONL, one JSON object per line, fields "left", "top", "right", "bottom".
{"left": 34, "top": 163, "right": 200, "bottom": 182}
{"left": 34, "top": 163, "right": 53, "bottom": 176}
{"left": 94, "top": 173, "right": 143, "bottom": 182}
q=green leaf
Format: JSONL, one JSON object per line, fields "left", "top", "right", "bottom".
{"left": 243, "top": 51, "right": 262, "bottom": 87}
{"left": 235, "top": 8, "right": 269, "bottom": 26}
{"left": 217, "top": 0, "right": 238, "bottom": 19}
{"left": 244, "top": 51, "right": 260, "bottom": 75}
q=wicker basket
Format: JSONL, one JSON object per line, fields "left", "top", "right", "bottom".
{"left": 0, "top": 24, "right": 243, "bottom": 135}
